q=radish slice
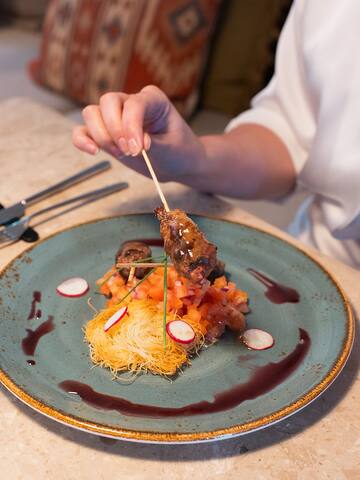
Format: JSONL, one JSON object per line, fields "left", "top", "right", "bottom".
{"left": 166, "top": 320, "right": 195, "bottom": 344}
{"left": 103, "top": 306, "right": 128, "bottom": 332}
{"left": 56, "top": 277, "right": 89, "bottom": 298}
{"left": 241, "top": 329, "right": 274, "bottom": 350}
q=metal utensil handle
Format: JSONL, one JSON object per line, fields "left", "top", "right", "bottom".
{"left": 25, "top": 160, "right": 111, "bottom": 206}
{"left": 28, "top": 182, "right": 128, "bottom": 220}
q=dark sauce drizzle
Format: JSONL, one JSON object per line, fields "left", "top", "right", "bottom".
{"left": 247, "top": 268, "right": 300, "bottom": 304}
{"left": 22, "top": 316, "right": 55, "bottom": 356}
{"left": 59, "top": 328, "right": 310, "bottom": 418}
{"left": 28, "top": 291, "right": 42, "bottom": 320}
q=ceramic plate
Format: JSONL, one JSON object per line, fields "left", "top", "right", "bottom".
{"left": 0, "top": 214, "right": 354, "bottom": 443}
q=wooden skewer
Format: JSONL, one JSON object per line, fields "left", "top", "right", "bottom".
{"left": 116, "top": 262, "right": 173, "bottom": 268}
{"left": 141, "top": 149, "right": 170, "bottom": 212}
{"left": 127, "top": 266, "right": 136, "bottom": 283}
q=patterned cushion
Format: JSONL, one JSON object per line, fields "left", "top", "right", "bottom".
{"left": 29, "top": 0, "right": 220, "bottom": 116}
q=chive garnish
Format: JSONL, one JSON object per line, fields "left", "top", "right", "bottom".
{"left": 163, "top": 256, "right": 168, "bottom": 350}
{"left": 98, "top": 269, "right": 117, "bottom": 288}
{"left": 100, "top": 254, "right": 169, "bottom": 351}
{"left": 98, "top": 255, "right": 165, "bottom": 288}
{"left": 114, "top": 267, "right": 157, "bottom": 306}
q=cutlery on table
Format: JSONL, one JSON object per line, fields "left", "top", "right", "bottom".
{"left": 0, "top": 182, "right": 128, "bottom": 244}
{"left": 0, "top": 160, "right": 111, "bottom": 225}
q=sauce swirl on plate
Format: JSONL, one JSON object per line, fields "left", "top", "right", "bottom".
{"left": 247, "top": 268, "right": 300, "bottom": 304}
{"left": 59, "top": 328, "right": 310, "bottom": 418}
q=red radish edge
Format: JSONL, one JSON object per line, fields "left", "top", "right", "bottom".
{"left": 103, "top": 306, "right": 128, "bottom": 332}
{"left": 241, "top": 328, "right": 274, "bottom": 350}
{"left": 56, "top": 277, "right": 89, "bottom": 298}
{"left": 166, "top": 320, "right": 195, "bottom": 345}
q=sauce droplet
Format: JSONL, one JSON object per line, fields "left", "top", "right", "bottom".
{"left": 22, "top": 316, "right": 55, "bottom": 356}
{"left": 28, "top": 291, "right": 41, "bottom": 320}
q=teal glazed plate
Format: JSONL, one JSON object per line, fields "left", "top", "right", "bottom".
{"left": 0, "top": 214, "right": 354, "bottom": 443}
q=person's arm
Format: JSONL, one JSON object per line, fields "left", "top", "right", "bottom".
{"left": 184, "top": 125, "right": 296, "bottom": 199}
{"left": 72, "top": 86, "right": 295, "bottom": 200}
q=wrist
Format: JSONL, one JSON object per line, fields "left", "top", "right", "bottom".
{"left": 177, "top": 135, "right": 214, "bottom": 187}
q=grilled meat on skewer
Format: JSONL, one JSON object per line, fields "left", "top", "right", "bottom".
{"left": 207, "top": 259, "right": 226, "bottom": 283}
{"left": 116, "top": 241, "right": 152, "bottom": 279}
{"left": 155, "top": 207, "right": 218, "bottom": 284}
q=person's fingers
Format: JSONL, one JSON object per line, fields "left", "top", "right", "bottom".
{"left": 119, "top": 95, "right": 147, "bottom": 156}
{"left": 72, "top": 125, "right": 100, "bottom": 155}
{"left": 121, "top": 85, "right": 169, "bottom": 156}
{"left": 82, "top": 104, "right": 121, "bottom": 157}
{"left": 99, "top": 92, "right": 130, "bottom": 155}
{"left": 77, "top": 85, "right": 168, "bottom": 159}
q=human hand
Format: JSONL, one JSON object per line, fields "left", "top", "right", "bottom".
{"left": 72, "top": 85, "right": 205, "bottom": 182}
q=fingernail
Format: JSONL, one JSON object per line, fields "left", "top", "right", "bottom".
{"left": 128, "top": 138, "right": 140, "bottom": 156}
{"left": 144, "top": 133, "right": 151, "bottom": 151}
{"left": 118, "top": 137, "right": 130, "bottom": 156}
{"left": 87, "top": 144, "right": 99, "bottom": 155}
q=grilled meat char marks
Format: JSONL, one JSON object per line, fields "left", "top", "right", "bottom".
{"left": 116, "top": 241, "right": 152, "bottom": 280}
{"left": 155, "top": 207, "right": 218, "bottom": 284}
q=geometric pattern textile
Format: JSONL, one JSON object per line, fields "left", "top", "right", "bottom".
{"left": 28, "top": 0, "right": 221, "bottom": 116}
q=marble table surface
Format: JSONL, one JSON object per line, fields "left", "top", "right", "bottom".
{"left": 0, "top": 98, "right": 359, "bottom": 480}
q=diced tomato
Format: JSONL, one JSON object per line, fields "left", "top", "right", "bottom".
{"left": 186, "top": 306, "right": 201, "bottom": 323}
{"left": 136, "top": 284, "right": 149, "bottom": 300}
{"left": 148, "top": 284, "right": 164, "bottom": 301}
{"left": 98, "top": 262, "right": 249, "bottom": 339}
{"left": 232, "top": 290, "right": 248, "bottom": 305}
{"left": 198, "top": 302, "right": 210, "bottom": 318}
{"left": 99, "top": 283, "right": 111, "bottom": 296}
{"left": 214, "top": 276, "right": 227, "bottom": 289}
{"left": 166, "top": 267, "right": 177, "bottom": 289}
{"left": 96, "top": 266, "right": 115, "bottom": 286}
{"left": 174, "top": 281, "right": 188, "bottom": 299}
{"left": 167, "top": 290, "right": 183, "bottom": 311}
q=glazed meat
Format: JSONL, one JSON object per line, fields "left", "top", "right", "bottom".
{"left": 155, "top": 207, "right": 218, "bottom": 284}
{"left": 207, "top": 259, "right": 226, "bottom": 283}
{"left": 205, "top": 303, "right": 249, "bottom": 342}
{"left": 116, "top": 241, "right": 152, "bottom": 280}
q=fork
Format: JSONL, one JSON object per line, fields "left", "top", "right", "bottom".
{"left": 0, "top": 182, "right": 128, "bottom": 244}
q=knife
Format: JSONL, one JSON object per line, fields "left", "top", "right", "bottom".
{"left": 0, "top": 160, "right": 111, "bottom": 225}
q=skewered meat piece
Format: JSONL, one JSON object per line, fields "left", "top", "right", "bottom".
{"left": 207, "top": 259, "right": 226, "bottom": 283}
{"left": 205, "top": 304, "right": 247, "bottom": 342}
{"left": 155, "top": 207, "right": 218, "bottom": 284}
{"left": 116, "top": 241, "right": 152, "bottom": 279}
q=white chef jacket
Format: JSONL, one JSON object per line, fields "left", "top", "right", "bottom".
{"left": 226, "top": 0, "right": 360, "bottom": 268}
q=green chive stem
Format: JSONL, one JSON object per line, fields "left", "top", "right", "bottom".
{"left": 114, "top": 267, "right": 156, "bottom": 306}
{"left": 163, "top": 256, "right": 168, "bottom": 350}
{"left": 98, "top": 255, "right": 165, "bottom": 288}
{"left": 98, "top": 269, "right": 117, "bottom": 288}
